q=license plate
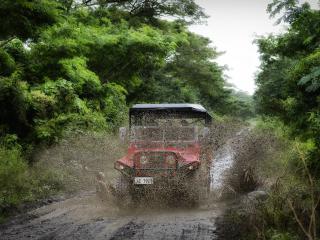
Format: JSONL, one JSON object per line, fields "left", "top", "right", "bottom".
{"left": 134, "top": 177, "right": 154, "bottom": 185}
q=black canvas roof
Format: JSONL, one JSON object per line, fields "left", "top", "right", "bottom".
{"left": 131, "top": 104, "right": 206, "bottom": 112}
{"left": 130, "top": 104, "right": 212, "bottom": 123}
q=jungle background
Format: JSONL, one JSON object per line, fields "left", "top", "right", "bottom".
{"left": 0, "top": 0, "right": 319, "bottom": 239}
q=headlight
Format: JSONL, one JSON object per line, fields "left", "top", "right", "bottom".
{"left": 115, "top": 162, "right": 125, "bottom": 170}
{"left": 140, "top": 155, "right": 148, "bottom": 165}
{"left": 166, "top": 155, "right": 176, "bottom": 165}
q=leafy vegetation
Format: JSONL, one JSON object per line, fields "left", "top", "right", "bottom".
{"left": 254, "top": 0, "right": 320, "bottom": 173}
{"left": 0, "top": 140, "right": 64, "bottom": 222}
{"left": 223, "top": 117, "right": 319, "bottom": 240}
{"left": 247, "top": 0, "right": 320, "bottom": 239}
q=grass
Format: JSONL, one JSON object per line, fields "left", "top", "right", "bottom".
{"left": 0, "top": 145, "right": 66, "bottom": 222}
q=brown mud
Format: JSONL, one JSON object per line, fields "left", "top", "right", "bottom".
{"left": 0, "top": 123, "right": 267, "bottom": 240}
{"left": 0, "top": 191, "right": 226, "bottom": 240}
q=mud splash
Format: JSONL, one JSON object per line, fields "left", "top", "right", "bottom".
{"left": 210, "top": 144, "right": 234, "bottom": 194}
{"left": 1, "top": 128, "right": 248, "bottom": 240}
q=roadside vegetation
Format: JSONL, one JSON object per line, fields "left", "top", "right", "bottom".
{"left": 218, "top": 1, "right": 320, "bottom": 239}
{"left": 218, "top": 117, "right": 319, "bottom": 240}
{"left": 253, "top": 0, "right": 320, "bottom": 238}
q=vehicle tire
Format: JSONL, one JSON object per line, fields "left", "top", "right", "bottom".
{"left": 113, "top": 174, "right": 132, "bottom": 208}
{"left": 190, "top": 157, "right": 211, "bottom": 206}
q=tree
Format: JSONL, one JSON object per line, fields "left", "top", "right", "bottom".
{"left": 79, "top": 0, "right": 207, "bottom": 23}
{"left": 254, "top": 0, "right": 320, "bottom": 173}
{"left": 0, "top": 0, "right": 235, "bottom": 152}
{"left": 0, "top": 0, "right": 62, "bottom": 41}
{"left": 127, "top": 27, "right": 233, "bottom": 114}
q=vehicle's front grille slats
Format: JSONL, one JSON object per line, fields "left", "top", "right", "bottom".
{"left": 135, "top": 152, "right": 176, "bottom": 170}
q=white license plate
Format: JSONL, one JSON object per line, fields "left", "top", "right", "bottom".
{"left": 134, "top": 177, "right": 154, "bottom": 185}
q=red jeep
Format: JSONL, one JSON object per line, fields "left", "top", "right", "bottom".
{"left": 114, "top": 104, "right": 212, "bottom": 205}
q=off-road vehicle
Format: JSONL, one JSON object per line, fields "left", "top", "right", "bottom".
{"left": 114, "top": 104, "right": 213, "bottom": 205}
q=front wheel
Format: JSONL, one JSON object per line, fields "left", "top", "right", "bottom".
{"left": 189, "top": 162, "right": 211, "bottom": 206}
{"left": 113, "top": 174, "right": 133, "bottom": 208}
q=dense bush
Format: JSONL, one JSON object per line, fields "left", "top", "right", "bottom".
{"left": 254, "top": 1, "right": 320, "bottom": 176}
{"left": 251, "top": 2, "right": 320, "bottom": 237}
{"left": 0, "top": 144, "right": 65, "bottom": 221}
{"left": 0, "top": 146, "right": 30, "bottom": 208}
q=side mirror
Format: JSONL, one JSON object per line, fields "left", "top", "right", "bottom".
{"left": 119, "top": 127, "right": 127, "bottom": 142}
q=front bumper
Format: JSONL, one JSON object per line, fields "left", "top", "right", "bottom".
{"left": 115, "top": 161, "right": 199, "bottom": 177}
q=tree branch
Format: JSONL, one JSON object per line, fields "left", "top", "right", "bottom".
{"left": 287, "top": 199, "right": 313, "bottom": 240}
{"left": 0, "top": 37, "right": 15, "bottom": 48}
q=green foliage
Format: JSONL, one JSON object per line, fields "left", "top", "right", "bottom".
{"left": 34, "top": 112, "right": 108, "bottom": 144}
{"left": 101, "top": 83, "right": 128, "bottom": 129}
{"left": 252, "top": 140, "right": 319, "bottom": 240}
{"left": 0, "top": 146, "right": 31, "bottom": 208}
{"left": 0, "top": 144, "right": 66, "bottom": 221}
{"left": 80, "top": 0, "right": 207, "bottom": 23}
{"left": 163, "top": 31, "right": 230, "bottom": 112}
{"left": 0, "top": 74, "right": 30, "bottom": 138}
{"left": 253, "top": 4, "right": 320, "bottom": 236}
{"left": 59, "top": 57, "right": 101, "bottom": 97}
{"left": 226, "top": 119, "right": 319, "bottom": 240}
{"left": 266, "top": 229, "right": 299, "bottom": 240}
{"left": 254, "top": 1, "right": 320, "bottom": 176}
{"left": 228, "top": 90, "right": 255, "bottom": 120}
{"left": 128, "top": 29, "right": 245, "bottom": 115}
{"left": 0, "top": 48, "right": 16, "bottom": 76}
{"left": 0, "top": 4, "right": 238, "bottom": 153}
{"left": 0, "top": 0, "right": 62, "bottom": 40}
{"left": 295, "top": 51, "right": 320, "bottom": 92}
{"left": 3, "top": 39, "right": 28, "bottom": 63}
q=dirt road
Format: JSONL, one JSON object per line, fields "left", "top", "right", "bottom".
{"left": 0, "top": 191, "right": 226, "bottom": 240}
{"left": 0, "top": 130, "right": 244, "bottom": 240}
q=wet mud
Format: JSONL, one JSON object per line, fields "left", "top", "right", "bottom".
{"left": 0, "top": 128, "right": 250, "bottom": 240}
{"left": 0, "top": 191, "right": 225, "bottom": 240}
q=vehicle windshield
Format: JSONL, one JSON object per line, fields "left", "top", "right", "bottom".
{"left": 130, "top": 112, "right": 207, "bottom": 127}
{"left": 131, "top": 126, "right": 196, "bottom": 142}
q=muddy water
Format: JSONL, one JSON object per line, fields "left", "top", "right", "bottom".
{"left": 0, "top": 192, "right": 226, "bottom": 240}
{"left": 0, "top": 142, "right": 236, "bottom": 240}
{"left": 210, "top": 143, "right": 234, "bottom": 197}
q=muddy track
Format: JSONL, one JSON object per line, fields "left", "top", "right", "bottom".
{"left": 0, "top": 191, "right": 225, "bottom": 240}
{"left": 0, "top": 129, "right": 248, "bottom": 240}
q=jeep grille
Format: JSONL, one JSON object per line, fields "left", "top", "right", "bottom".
{"left": 134, "top": 152, "right": 177, "bottom": 170}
